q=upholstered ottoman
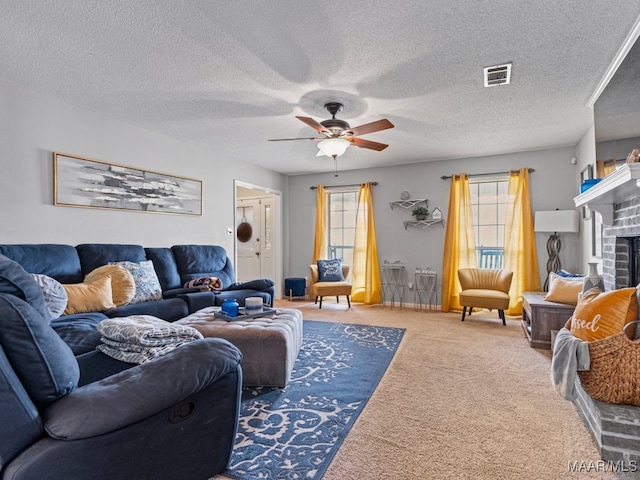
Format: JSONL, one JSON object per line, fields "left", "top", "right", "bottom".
{"left": 175, "top": 307, "right": 303, "bottom": 387}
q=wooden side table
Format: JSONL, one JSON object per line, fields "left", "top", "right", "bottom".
{"left": 521, "top": 291, "right": 576, "bottom": 349}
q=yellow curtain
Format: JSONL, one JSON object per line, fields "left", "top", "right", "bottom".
{"left": 441, "top": 174, "right": 477, "bottom": 312}
{"left": 351, "top": 183, "right": 382, "bottom": 304}
{"left": 311, "top": 185, "right": 327, "bottom": 263}
{"left": 503, "top": 168, "right": 541, "bottom": 315}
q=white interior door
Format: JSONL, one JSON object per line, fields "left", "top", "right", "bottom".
{"left": 235, "top": 182, "right": 281, "bottom": 298}
{"left": 236, "top": 199, "right": 261, "bottom": 281}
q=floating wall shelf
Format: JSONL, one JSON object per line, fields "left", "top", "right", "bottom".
{"left": 389, "top": 199, "right": 427, "bottom": 210}
{"left": 403, "top": 219, "right": 444, "bottom": 230}
{"left": 573, "top": 163, "right": 640, "bottom": 225}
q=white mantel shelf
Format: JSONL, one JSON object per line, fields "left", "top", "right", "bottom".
{"left": 573, "top": 163, "right": 640, "bottom": 225}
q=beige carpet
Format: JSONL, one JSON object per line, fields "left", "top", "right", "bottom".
{"left": 267, "top": 299, "right": 616, "bottom": 480}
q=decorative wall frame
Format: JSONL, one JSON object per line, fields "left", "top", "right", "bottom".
{"left": 580, "top": 164, "right": 593, "bottom": 219}
{"left": 54, "top": 152, "right": 202, "bottom": 215}
{"left": 591, "top": 211, "right": 603, "bottom": 258}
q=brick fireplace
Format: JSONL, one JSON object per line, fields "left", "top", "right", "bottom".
{"left": 574, "top": 165, "right": 640, "bottom": 466}
{"left": 602, "top": 194, "right": 640, "bottom": 290}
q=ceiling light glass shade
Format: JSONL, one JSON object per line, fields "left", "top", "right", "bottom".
{"left": 317, "top": 138, "right": 350, "bottom": 158}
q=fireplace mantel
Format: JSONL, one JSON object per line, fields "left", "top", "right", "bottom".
{"left": 574, "top": 163, "right": 640, "bottom": 225}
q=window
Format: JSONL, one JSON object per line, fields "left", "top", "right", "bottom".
{"left": 468, "top": 179, "right": 508, "bottom": 268}
{"left": 327, "top": 190, "right": 357, "bottom": 267}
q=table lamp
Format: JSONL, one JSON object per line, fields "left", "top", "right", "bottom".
{"left": 534, "top": 209, "right": 580, "bottom": 291}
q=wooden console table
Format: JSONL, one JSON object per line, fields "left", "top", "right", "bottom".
{"left": 521, "top": 292, "right": 576, "bottom": 349}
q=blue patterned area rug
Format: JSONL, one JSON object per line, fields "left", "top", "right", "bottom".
{"left": 224, "top": 320, "right": 405, "bottom": 480}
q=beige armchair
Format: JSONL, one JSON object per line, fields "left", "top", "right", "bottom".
{"left": 309, "top": 264, "right": 352, "bottom": 309}
{"left": 458, "top": 268, "right": 513, "bottom": 325}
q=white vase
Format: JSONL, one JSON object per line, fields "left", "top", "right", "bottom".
{"left": 582, "top": 262, "right": 604, "bottom": 293}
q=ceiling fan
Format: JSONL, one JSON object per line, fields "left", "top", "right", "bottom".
{"left": 269, "top": 102, "right": 394, "bottom": 159}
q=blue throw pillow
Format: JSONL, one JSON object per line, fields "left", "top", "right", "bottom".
{"left": 555, "top": 269, "right": 585, "bottom": 278}
{"left": 317, "top": 259, "right": 344, "bottom": 282}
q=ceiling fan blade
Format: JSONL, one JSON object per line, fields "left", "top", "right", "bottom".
{"left": 346, "top": 119, "right": 394, "bottom": 137}
{"left": 350, "top": 137, "right": 389, "bottom": 151}
{"left": 296, "top": 116, "right": 331, "bottom": 135}
{"left": 268, "top": 137, "right": 321, "bottom": 141}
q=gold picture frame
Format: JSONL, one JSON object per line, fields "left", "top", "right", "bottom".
{"left": 54, "top": 152, "right": 202, "bottom": 216}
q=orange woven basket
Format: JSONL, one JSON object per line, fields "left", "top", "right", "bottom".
{"left": 569, "top": 319, "right": 640, "bottom": 406}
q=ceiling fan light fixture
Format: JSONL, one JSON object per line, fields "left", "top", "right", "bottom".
{"left": 317, "top": 138, "right": 350, "bottom": 158}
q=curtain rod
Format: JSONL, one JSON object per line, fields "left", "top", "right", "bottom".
{"left": 310, "top": 181, "right": 378, "bottom": 190}
{"left": 440, "top": 168, "right": 535, "bottom": 180}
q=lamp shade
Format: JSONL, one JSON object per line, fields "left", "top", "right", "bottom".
{"left": 534, "top": 210, "right": 580, "bottom": 233}
{"left": 317, "top": 138, "right": 350, "bottom": 158}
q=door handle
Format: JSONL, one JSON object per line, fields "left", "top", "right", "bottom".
{"left": 255, "top": 252, "right": 260, "bottom": 256}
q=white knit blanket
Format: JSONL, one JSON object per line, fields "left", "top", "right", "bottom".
{"left": 97, "top": 315, "right": 203, "bottom": 364}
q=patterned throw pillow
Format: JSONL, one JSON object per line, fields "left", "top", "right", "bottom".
{"left": 85, "top": 264, "right": 136, "bottom": 306}
{"left": 317, "top": 259, "right": 344, "bottom": 282}
{"left": 184, "top": 277, "right": 222, "bottom": 291}
{"left": 570, "top": 287, "right": 638, "bottom": 342}
{"left": 111, "top": 260, "right": 162, "bottom": 304}
{"left": 30, "top": 273, "right": 68, "bottom": 319}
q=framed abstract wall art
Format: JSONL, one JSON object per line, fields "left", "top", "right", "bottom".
{"left": 53, "top": 152, "right": 202, "bottom": 216}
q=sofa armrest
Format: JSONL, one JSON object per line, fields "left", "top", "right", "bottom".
{"left": 224, "top": 278, "right": 274, "bottom": 292}
{"left": 44, "top": 338, "right": 242, "bottom": 440}
{"left": 177, "top": 290, "right": 216, "bottom": 313}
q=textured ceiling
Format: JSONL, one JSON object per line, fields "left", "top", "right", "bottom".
{"left": 1, "top": 1, "right": 640, "bottom": 175}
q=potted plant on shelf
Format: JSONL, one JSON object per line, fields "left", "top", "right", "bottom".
{"left": 411, "top": 206, "right": 429, "bottom": 221}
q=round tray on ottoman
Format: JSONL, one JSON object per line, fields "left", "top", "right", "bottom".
{"left": 175, "top": 307, "right": 303, "bottom": 387}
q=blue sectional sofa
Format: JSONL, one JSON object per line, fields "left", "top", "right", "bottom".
{"left": 0, "top": 252, "right": 243, "bottom": 480}
{"left": 0, "top": 243, "right": 275, "bottom": 355}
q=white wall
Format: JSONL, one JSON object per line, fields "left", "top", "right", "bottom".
{"left": 0, "top": 81, "right": 287, "bottom": 255}
{"left": 287, "top": 147, "right": 581, "bottom": 299}
{"left": 1, "top": 78, "right": 591, "bottom": 298}
{"left": 575, "top": 125, "right": 598, "bottom": 271}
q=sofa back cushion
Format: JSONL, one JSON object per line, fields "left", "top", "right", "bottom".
{"left": 171, "top": 245, "right": 235, "bottom": 289}
{"left": 0, "top": 293, "right": 79, "bottom": 405}
{"left": 145, "top": 247, "right": 182, "bottom": 291}
{"left": 0, "top": 244, "right": 83, "bottom": 284}
{"left": 0, "top": 256, "right": 79, "bottom": 406}
{"left": 76, "top": 244, "right": 146, "bottom": 276}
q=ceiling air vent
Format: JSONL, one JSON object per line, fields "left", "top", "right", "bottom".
{"left": 483, "top": 63, "right": 512, "bottom": 87}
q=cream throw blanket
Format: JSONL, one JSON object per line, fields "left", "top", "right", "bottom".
{"left": 97, "top": 315, "right": 203, "bottom": 364}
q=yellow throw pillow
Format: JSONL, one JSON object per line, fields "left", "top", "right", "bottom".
{"left": 544, "top": 273, "right": 583, "bottom": 305}
{"left": 570, "top": 287, "right": 638, "bottom": 342}
{"left": 63, "top": 276, "right": 116, "bottom": 315}
{"left": 85, "top": 264, "right": 135, "bottom": 307}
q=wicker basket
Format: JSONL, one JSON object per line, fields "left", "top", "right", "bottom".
{"left": 570, "top": 319, "right": 640, "bottom": 406}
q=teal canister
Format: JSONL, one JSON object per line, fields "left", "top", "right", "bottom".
{"left": 221, "top": 298, "right": 239, "bottom": 317}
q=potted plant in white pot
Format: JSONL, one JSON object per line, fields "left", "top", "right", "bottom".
{"left": 411, "top": 206, "right": 429, "bottom": 221}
